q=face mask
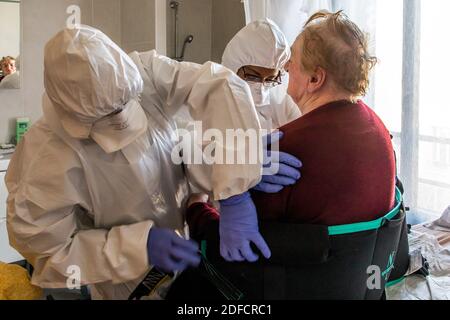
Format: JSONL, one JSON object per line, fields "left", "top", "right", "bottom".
{"left": 90, "top": 99, "right": 148, "bottom": 154}
{"left": 247, "top": 82, "right": 271, "bottom": 107}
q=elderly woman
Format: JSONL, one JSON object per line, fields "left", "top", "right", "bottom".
{"left": 168, "top": 10, "right": 397, "bottom": 300}
{"left": 251, "top": 10, "right": 395, "bottom": 225}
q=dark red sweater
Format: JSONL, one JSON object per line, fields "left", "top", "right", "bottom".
{"left": 187, "top": 100, "right": 396, "bottom": 234}
{"left": 252, "top": 99, "right": 396, "bottom": 226}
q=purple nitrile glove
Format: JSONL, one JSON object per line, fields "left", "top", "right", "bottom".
{"left": 253, "top": 131, "right": 302, "bottom": 194}
{"left": 219, "top": 192, "right": 271, "bottom": 263}
{"left": 147, "top": 227, "right": 201, "bottom": 273}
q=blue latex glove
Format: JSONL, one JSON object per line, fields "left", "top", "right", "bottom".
{"left": 219, "top": 192, "right": 270, "bottom": 262}
{"left": 147, "top": 227, "right": 201, "bottom": 274}
{"left": 253, "top": 131, "right": 302, "bottom": 194}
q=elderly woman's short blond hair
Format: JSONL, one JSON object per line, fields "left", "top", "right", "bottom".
{"left": 298, "top": 10, "right": 377, "bottom": 97}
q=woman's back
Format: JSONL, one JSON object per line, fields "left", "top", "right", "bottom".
{"left": 253, "top": 99, "right": 396, "bottom": 226}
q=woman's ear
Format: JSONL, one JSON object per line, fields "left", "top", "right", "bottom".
{"left": 308, "top": 67, "right": 326, "bottom": 92}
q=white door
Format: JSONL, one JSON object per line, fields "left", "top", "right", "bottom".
{"left": 0, "top": 170, "right": 23, "bottom": 263}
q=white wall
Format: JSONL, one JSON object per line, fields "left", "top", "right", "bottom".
{"left": 0, "top": 1, "right": 20, "bottom": 58}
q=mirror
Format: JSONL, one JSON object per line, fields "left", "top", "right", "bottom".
{"left": 0, "top": 0, "right": 20, "bottom": 89}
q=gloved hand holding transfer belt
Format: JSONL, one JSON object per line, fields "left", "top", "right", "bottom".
{"left": 147, "top": 228, "right": 201, "bottom": 274}
{"left": 219, "top": 192, "right": 269, "bottom": 262}
{"left": 219, "top": 131, "right": 302, "bottom": 262}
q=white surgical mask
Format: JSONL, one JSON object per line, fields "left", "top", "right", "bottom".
{"left": 90, "top": 99, "right": 148, "bottom": 154}
{"left": 247, "top": 82, "right": 271, "bottom": 107}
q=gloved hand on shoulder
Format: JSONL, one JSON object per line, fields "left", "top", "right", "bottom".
{"left": 253, "top": 131, "right": 302, "bottom": 194}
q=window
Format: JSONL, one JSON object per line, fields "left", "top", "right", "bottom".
{"left": 336, "top": 0, "right": 450, "bottom": 223}
{"left": 245, "top": 0, "right": 449, "bottom": 223}
{"left": 418, "top": 0, "right": 450, "bottom": 220}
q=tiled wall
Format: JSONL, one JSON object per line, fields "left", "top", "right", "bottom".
{"left": 93, "top": 0, "right": 122, "bottom": 46}
{"left": 166, "top": 0, "right": 212, "bottom": 64}
{"left": 166, "top": 0, "right": 245, "bottom": 64}
{"left": 121, "top": 0, "right": 156, "bottom": 54}
{"left": 211, "top": 0, "right": 245, "bottom": 63}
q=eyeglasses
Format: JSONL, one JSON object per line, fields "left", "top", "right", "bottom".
{"left": 242, "top": 67, "right": 283, "bottom": 88}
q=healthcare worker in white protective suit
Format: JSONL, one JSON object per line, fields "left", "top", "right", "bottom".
{"left": 180, "top": 19, "right": 303, "bottom": 212}
{"left": 6, "top": 26, "right": 301, "bottom": 300}
{"left": 222, "top": 19, "right": 301, "bottom": 130}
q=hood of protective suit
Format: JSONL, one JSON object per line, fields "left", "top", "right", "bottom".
{"left": 222, "top": 19, "right": 290, "bottom": 74}
{"left": 43, "top": 25, "right": 147, "bottom": 152}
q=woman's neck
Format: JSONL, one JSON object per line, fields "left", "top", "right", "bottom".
{"left": 300, "top": 91, "right": 353, "bottom": 116}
